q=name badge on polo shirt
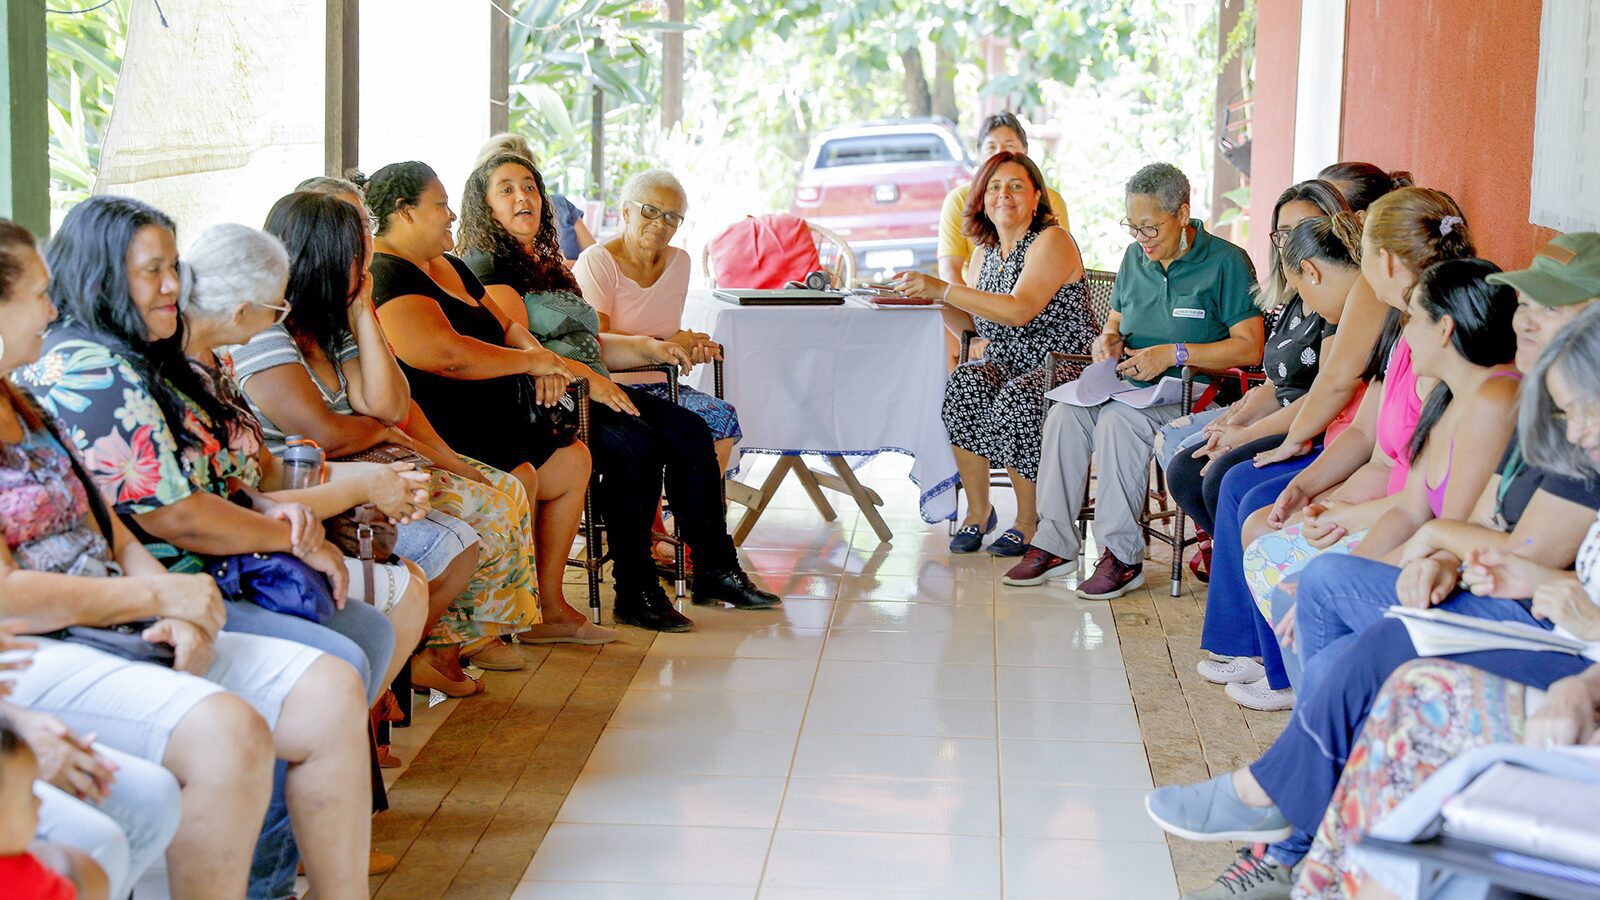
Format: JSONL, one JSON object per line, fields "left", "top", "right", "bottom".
{"left": 1172, "top": 308, "right": 1207, "bottom": 319}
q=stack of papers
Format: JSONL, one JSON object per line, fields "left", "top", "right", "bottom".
{"left": 1385, "top": 606, "right": 1600, "bottom": 661}
{"left": 1443, "top": 763, "right": 1600, "bottom": 869}
{"left": 1043, "top": 358, "right": 1186, "bottom": 409}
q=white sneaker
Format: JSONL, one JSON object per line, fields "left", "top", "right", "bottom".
{"left": 1197, "top": 656, "right": 1266, "bottom": 685}
{"left": 1225, "top": 677, "right": 1296, "bottom": 711}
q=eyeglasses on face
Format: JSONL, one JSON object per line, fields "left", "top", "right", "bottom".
{"left": 1270, "top": 228, "right": 1294, "bottom": 248}
{"left": 1119, "top": 213, "right": 1177, "bottom": 240}
{"left": 631, "top": 200, "right": 685, "bottom": 228}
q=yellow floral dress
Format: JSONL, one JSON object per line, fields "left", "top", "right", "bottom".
{"left": 426, "top": 459, "right": 543, "bottom": 645}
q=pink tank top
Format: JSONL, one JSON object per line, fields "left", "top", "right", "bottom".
{"left": 1376, "top": 338, "right": 1423, "bottom": 496}
{"left": 1423, "top": 370, "right": 1523, "bottom": 517}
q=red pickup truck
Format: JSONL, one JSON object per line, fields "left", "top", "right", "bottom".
{"left": 790, "top": 118, "right": 975, "bottom": 281}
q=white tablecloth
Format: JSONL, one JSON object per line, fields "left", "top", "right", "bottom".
{"left": 683, "top": 290, "right": 958, "bottom": 523}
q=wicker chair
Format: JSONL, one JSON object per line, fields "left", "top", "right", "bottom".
{"left": 567, "top": 361, "right": 727, "bottom": 622}
{"left": 702, "top": 221, "right": 856, "bottom": 289}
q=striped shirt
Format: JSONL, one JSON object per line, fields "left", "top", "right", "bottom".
{"left": 227, "top": 324, "right": 360, "bottom": 453}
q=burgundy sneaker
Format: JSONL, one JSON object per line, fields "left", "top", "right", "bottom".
{"left": 1076, "top": 549, "right": 1145, "bottom": 600}
{"left": 1002, "top": 547, "right": 1075, "bottom": 586}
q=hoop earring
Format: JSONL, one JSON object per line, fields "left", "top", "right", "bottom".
{"left": 0, "top": 333, "right": 6, "bottom": 362}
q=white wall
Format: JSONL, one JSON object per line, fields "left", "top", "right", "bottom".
{"left": 358, "top": 0, "right": 494, "bottom": 209}
{"left": 1291, "top": 0, "right": 1347, "bottom": 182}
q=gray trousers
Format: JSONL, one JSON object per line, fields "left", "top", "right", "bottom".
{"left": 1034, "top": 400, "right": 1184, "bottom": 566}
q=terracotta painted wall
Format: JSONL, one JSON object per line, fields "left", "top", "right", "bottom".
{"left": 1340, "top": 0, "right": 1557, "bottom": 268}
{"left": 1246, "top": 0, "right": 1302, "bottom": 276}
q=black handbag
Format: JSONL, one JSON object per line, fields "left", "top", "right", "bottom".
{"left": 44, "top": 413, "right": 176, "bottom": 666}
{"left": 517, "top": 374, "right": 580, "bottom": 448}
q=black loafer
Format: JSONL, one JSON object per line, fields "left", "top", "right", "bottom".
{"left": 691, "top": 568, "right": 781, "bottom": 609}
{"left": 948, "top": 507, "right": 999, "bottom": 553}
{"left": 986, "top": 529, "right": 1029, "bottom": 557}
{"left": 614, "top": 585, "right": 694, "bottom": 632}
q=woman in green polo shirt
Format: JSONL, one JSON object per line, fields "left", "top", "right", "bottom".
{"left": 1004, "top": 162, "right": 1264, "bottom": 599}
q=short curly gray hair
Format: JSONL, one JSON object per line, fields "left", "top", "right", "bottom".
{"left": 1125, "top": 163, "right": 1191, "bottom": 214}
{"left": 621, "top": 169, "right": 688, "bottom": 211}
{"left": 180, "top": 223, "right": 289, "bottom": 319}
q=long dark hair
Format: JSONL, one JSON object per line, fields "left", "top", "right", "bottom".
{"left": 1260, "top": 179, "right": 1351, "bottom": 310}
{"left": 455, "top": 152, "right": 578, "bottom": 295}
{"left": 1404, "top": 258, "right": 1519, "bottom": 463}
{"left": 962, "top": 151, "right": 1057, "bottom": 247}
{"left": 263, "top": 191, "right": 368, "bottom": 363}
{"left": 46, "top": 196, "right": 234, "bottom": 450}
{"left": 1318, "top": 162, "right": 1415, "bottom": 212}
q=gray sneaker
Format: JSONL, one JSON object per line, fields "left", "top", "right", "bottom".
{"left": 1181, "top": 846, "right": 1293, "bottom": 899}
{"left": 1145, "top": 773, "right": 1293, "bottom": 842}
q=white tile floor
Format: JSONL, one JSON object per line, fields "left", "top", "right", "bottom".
{"left": 515, "top": 455, "right": 1177, "bottom": 899}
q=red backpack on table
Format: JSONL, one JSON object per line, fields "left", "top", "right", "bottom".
{"left": 706, "top": 213, "right": 823, "bottom": 289}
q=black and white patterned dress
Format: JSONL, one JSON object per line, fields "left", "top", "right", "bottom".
{"left": 940, "top": 228, "right": 1100, "bottom": 481}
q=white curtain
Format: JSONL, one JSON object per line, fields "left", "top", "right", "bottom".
{"left": 94, "top": 0, "right": 326, "bottom": 239}
{"left": 357, "top": 0, "right": 493, "bottom": 211}
{"left": 1531, "top": 0, "right": 1600, "bottom": 232}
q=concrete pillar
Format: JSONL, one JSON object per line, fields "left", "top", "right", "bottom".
{"left": 2, "top": 0, "right": 48, "bottom": 235}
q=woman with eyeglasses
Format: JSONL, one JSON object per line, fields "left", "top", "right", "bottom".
{"left": 999, "top": 162, "right": 1263, "bottom": 598}
{"left": 891, "top": 151, "right": 1099, "bottom": 560}
{"left": 570, "top": 170, "right": 742, "bottom": 481}
{"left": 457, "top": 153, "right": 780, "bottom": 633}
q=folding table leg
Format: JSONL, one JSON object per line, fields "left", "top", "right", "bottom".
{"left": 824, "top": 455, "right": 894, "bottom": 543}
{"left": 730, "top": 456, "right": 799, "bottom": 545}
{"left": 792, "top": 461, "right": 838, "bottom": 521}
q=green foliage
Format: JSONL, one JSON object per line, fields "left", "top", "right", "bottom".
{"left": 44, "top": 0, "right": 129, "bottom": 223}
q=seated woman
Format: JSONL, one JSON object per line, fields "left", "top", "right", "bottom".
{"left": 0, "top": 216, "right": 371, "bottom": 900}
{"left": 1145, "top": 251, "right": 1600, "bottom": 894}
{"left": 357, "top": 162, "right": 598, "bottom": 637}
{"left": 894, "top": 151, "right": 1099, "bottom": 557}
{"left": 241, "top": 190, "right": 615, "bottom": 684}
{"left": 1202, "top": 188, "right": 1476, "bottom": 711}
{"left": 1000, "top": 162, "right": 1262, "bottom": 595}
{"left": 454, "top": 152, "right": 780, "bottom": 632}
{"left": 1247, "top": 162, "right": 1416, "bottom": 473}
{"left": 571, "top": 169, "right": 743, "bottom": 477}
{"left": 936, "top": 111, "right": 1071, "bottom": 291}
{"left": 1285, "top": 259, "right": 1521, "bottom": 690}
{"left": 475, "top": 133, "right": 595, "bottom": 266}
{"left": 1161, "top": 186, "right": 1353, "bottom": 553}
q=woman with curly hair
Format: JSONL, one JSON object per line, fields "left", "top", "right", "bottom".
{"left": 456, "top": 152, "right": 780, "bottom": 632}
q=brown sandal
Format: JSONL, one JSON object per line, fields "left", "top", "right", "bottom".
{"left": 409, "top": 658, "right": 483, "bottom": 697}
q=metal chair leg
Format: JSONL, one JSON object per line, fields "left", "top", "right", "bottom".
{"left": 1170, "top": 506, "right": 1186, "bottom": 598}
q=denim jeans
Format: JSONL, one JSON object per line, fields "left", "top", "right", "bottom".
{"left": 1154, "top": 406, "right": 1227, "bottom": 471}
{"left": 1294, "top": 554, "right": 1554, "bottom": 696}
{"left": 589, "top": 386, "right": 740, "bottom": 594}
{"left": 1249, "top": 615, "right": 1589, "bottom": 867}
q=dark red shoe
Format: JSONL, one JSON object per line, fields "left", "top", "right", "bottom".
{"left": 1189, "top": 533, "right": 1212, "bottom": 584}
{"left": 1002, "top": 547, "right": 1075, "bottom": 586}
{"left": 1076, "top": 549, "right": 1145, "bottom": 600}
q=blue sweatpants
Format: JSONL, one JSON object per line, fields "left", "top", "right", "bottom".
{"left": 1199, "top": 453, "right": 1321, "bottom": 689}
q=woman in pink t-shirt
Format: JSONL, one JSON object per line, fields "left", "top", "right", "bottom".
{"left": 572, "top": 170, "right": 742, "bottom": 476}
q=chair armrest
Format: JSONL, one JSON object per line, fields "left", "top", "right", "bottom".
{"left": 567, "top": 378, "right": 591, "bottom": 442}
{"left": 611, "top": 363, "right": 680, "bottom": 378}
{"left": 960, "top": 330, "right": 977, "bottom": 363}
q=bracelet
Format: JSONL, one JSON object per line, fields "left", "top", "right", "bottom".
{"left": 941, "top": 283, "right": 953, "bottom": 303}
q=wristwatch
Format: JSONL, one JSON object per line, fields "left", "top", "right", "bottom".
{"left": 1174, "top": 342, "right": 1189, "bottom": 367}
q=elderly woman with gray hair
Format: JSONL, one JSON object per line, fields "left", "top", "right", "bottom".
{"left": 1002, "top": 163, "right": 1263, "bottom": 598}
{"left": 572, "top": 169, "right": 742, "bottom": 475}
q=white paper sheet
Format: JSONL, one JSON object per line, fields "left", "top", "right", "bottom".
{"left": 1112, "top": 377, "right": 1185, "bottom": 409}
{"left": 1044, "top": 358, "right": 1129, "bottom": 406}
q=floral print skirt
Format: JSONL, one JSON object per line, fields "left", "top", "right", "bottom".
{"left": 1293, "top": 659, "right": 1525, "bottom": 898}
{"left": 424, "top": 457, "right": 543, "bottom": 646}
